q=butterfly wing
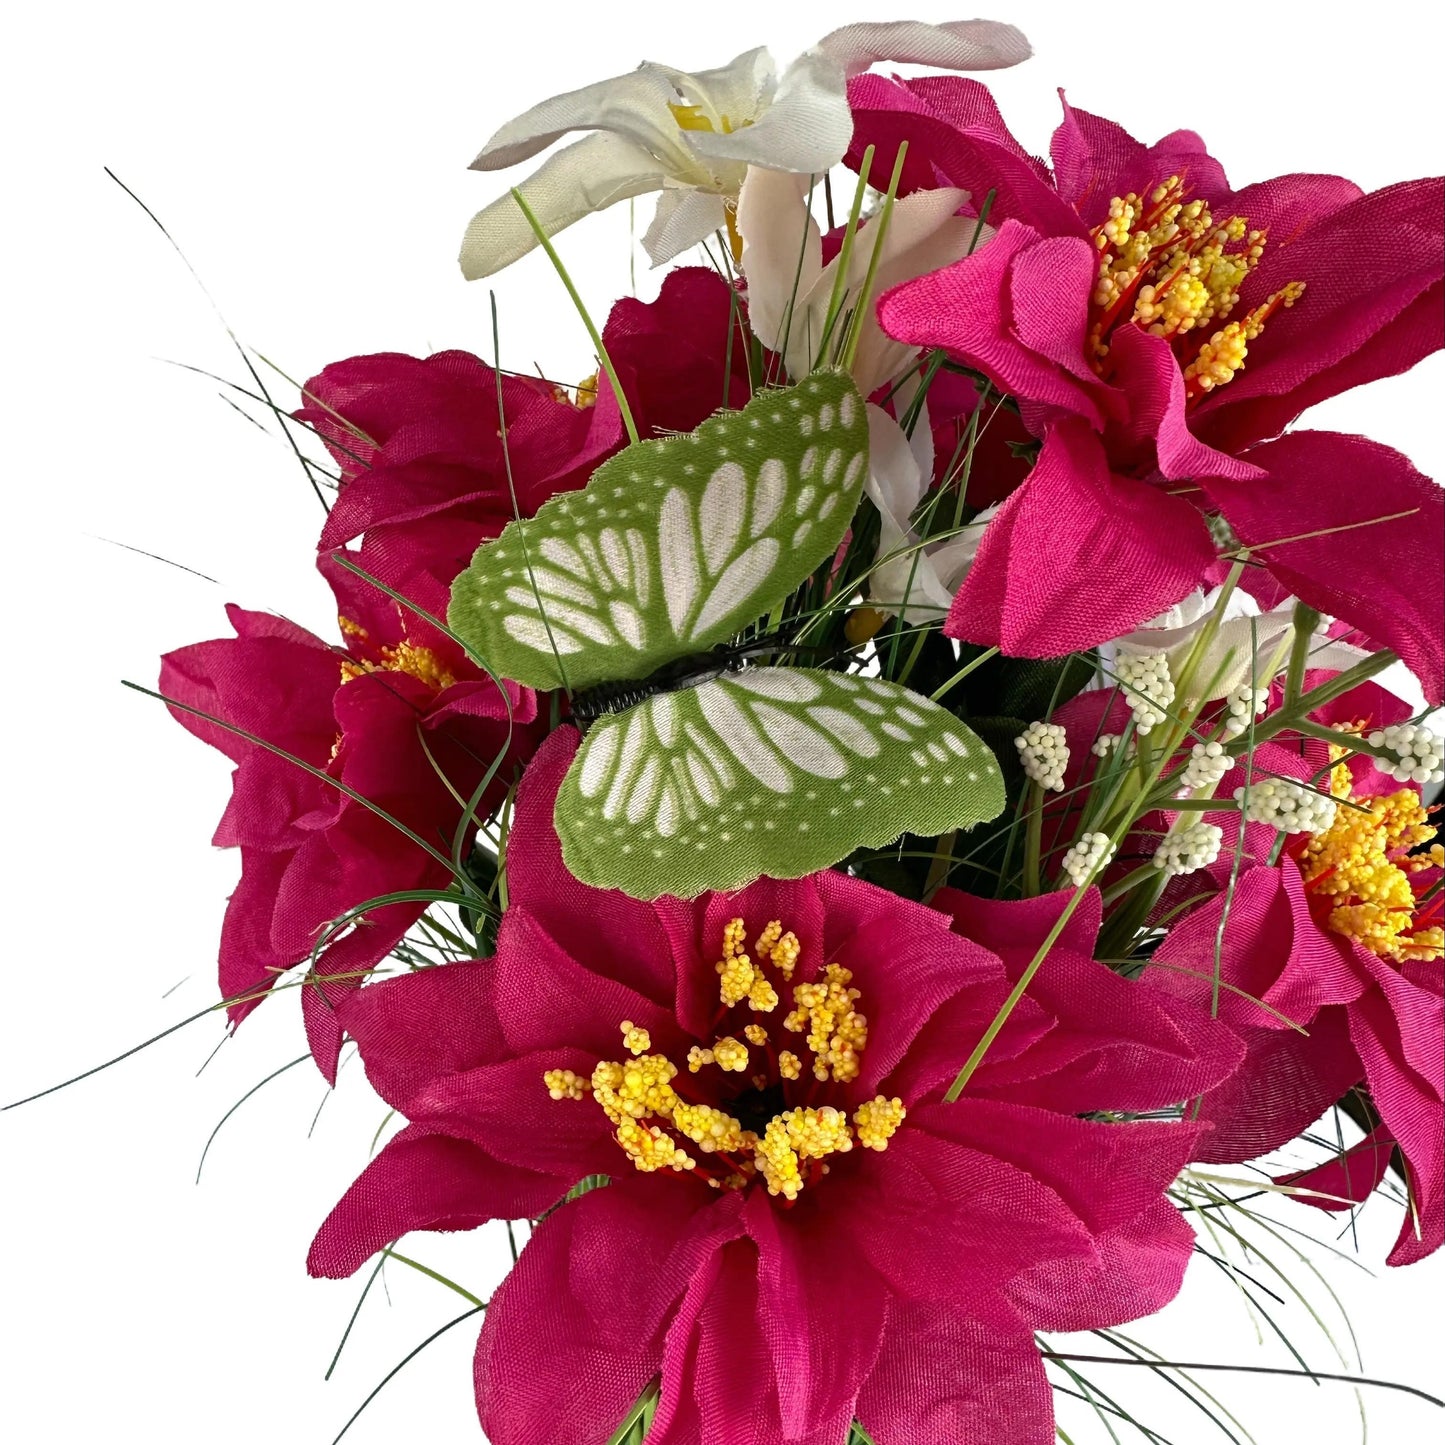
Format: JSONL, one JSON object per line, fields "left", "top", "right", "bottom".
{"left": 447, "top": 372, "right": 868, "bottom": 691}
{"left": 555, "top": 668, "right": 1005, "bottom": 898}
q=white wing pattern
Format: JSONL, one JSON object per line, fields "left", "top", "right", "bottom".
{"left": 447, "top": 372, "right": 868, "bottom": 691}
{"left": 555, "top": 668, "right": 1005, "bottom": 898}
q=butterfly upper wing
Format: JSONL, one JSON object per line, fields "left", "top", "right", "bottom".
{"left": 447, "top": 372, "right": 869, "bottom": 692}
{"left": 555, "top": 668, "right": 1005, "bottom": 898}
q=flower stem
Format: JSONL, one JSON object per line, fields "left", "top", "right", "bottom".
{"left": 1022, "top": 782, "right": 1044, "bottom": 897}
{"left": 508, "top": 187, "right": 638, "bottom": 445}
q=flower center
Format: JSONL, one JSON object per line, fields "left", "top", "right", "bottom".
{"left": 337, "top": 616, "right": 458, "bottom": 692}
{"left": 1086, "top": 174, "right": 1305, "bottom": 402}
{"left": 1298, "top": 747, "right": 1443, "bottom": 963}
{"left": 543, "top": 917, "right": 905, "bottom": 1201}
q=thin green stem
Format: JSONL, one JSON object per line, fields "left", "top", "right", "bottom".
{"left": 1022, "top": 782, "right": 1044, "bottom": 897}
{"left": 508, "top": 188, "right": 637, "bottom": 444}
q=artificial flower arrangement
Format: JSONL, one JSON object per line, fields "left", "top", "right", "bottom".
{"left": 25, "top": 15, "right": 1445, "bottom": 1444}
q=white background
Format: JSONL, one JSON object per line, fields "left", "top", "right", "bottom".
{"left": 3, "top": 1, "right": 1441, "bottom": 1441}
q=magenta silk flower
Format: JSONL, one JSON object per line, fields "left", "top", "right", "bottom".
{"left": 161, "top": 587, "right": 538, "bottom": 1081}
{"left": 307, "top": 728, "right": 1242, "bottom": 1444}
{"left": 849, "top": 76, "right": 1444, "bottom": 698}
{"left": 1045, "top": 682, "right": 1442, "bottom": 1265}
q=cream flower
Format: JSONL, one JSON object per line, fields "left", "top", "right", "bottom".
{"left": 1109, "top": 590, "right": 1374, "bottom": 702}
{"left": 458, "top": 19, "right": 1029, "bottom": 279}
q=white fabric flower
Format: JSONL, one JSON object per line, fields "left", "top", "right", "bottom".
{"left": 1108, "top": 590, "right": 1373, "bottom": 703}
{"left": 737, "top": 166, "right": 984, "bottom": 394}
{"left": 459, "top": 19, "right": 1029, "bottom": 279}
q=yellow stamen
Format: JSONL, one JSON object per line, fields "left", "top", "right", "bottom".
{"left": 1298, "top": 749, "right": 1441, "bottom": 963}
{"left": 1084, "top": 175, "right": 1304, "bottom": 402}
{"left": 544, "top": 916, "right": 897, "bottom": 1200}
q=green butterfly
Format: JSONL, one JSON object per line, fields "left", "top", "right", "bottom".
{"left": 449, "top": 371, "right": 1004, "bottom": 899}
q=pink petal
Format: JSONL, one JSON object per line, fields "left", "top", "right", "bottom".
{"left": 1104, "top": 324, "right": 1264, "bottom": 481}
{"left": 843, "top": 1125, "right": 1096, "bottom": 1321}
{"left": 746, "top": 1193, "right": 889, "bottom": 1439}
{"left": 476, "top": 1177, "right": 717, "bottom": 1445}
{"left": 307, "top": 1125, "right": 563, "bottom": 1278}
{"left": 944, "top": 419, "right": 1215, "bottom": 655}
{"left": 1050, "top": 97, "right": 1227, "bottom": 227}
{"left": 856, "top": 1307, "right": 1053, "bottom": 1445}
{"left": 1195, "top": 178, "right": 1444, "bottom": 445}
{"left": 1349, "top": 987, "right": 1445, "bottom": 1264}
{"left": 844, "top": 75, "right": 1079, "bottom": 235}
{"left": 332, "top": 958, "right": 507, "bottom": 1107}
{"left": 408, "top": 1050, "right": 620, "bottom": 1181}
{"left": 937, "top": 890, "right": 1244, "bottom": 1111}
{"left": 877, "top": 222, "right": 1108, "bottom": 427}
{"left": 1201, "top": 430, "right": 1444, "bottom": 702}
{"left": 489, "top": 905, "right": 685, "bottom": 1059}
{"left": 1008, "top": 1196, "right": 1198, "bottom": 1331}
{"left": 1277, "top": 1126, "right": 1394, "bottom": 1213}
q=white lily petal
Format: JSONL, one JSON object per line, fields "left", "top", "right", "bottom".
{"left": 470, "top": 63, "right": 687, "bottom": 172}
{"left": 865, "top": 404, "right": 926, "bottom": 519}
{"left": 864, "top": 405, "right": 951, "bottom": 620}
{"left": 459, "top": 132, "right": 666, "bottom": 281}
{"left": 642, "top": 187, "right": 728, "bottom": 265}
{"left": 686, "top": 46, "right": 851, "bottom": 174}
{"left": 690, "top": 20, "right": 1031, "bottom": 173}
{"left": 846, "top": 187, "right": 976, "bottom": 394}
{"left": 736, "top": 167, "right": 824, "bottom": 352}
{"left": 1308, "top": 639, "right": 1374, "bottom": 677}
{"left": 815, "top": 18, "right": 1032, "bottom": 75}
{"left": 657, "top": 47, "right": 777, "bottom": 130}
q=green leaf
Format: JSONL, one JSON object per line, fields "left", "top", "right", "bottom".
{"left": 556, "top": 669, "right": 1004, "bottom": 899}
{"left": 447, "top": 372, "right": 868, "bottom": 691}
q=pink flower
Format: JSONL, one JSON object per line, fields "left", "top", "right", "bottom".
{"left": 160, "top": 586, "right": 538, "bottom": 1080}
{"left": 308, "top": 729, "right": 1240, "bottom": 1443}
{"left": 301, "top": 267, "right": 750, "bottom": 594}
{"left": 855, "top": 78, "right": 1444, "bottom": 696}
{"left": 1146, "top": 750, "right": 1442, "bottom": 1265}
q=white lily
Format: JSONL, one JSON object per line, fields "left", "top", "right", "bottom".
{"left": 459, "top": 19, "right": 1029, "bottom": 279}
{"left": 737, "top": 165, "right": 987, "bottom": 395}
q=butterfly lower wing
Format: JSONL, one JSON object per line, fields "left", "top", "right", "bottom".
{"left": 555, "top": 668, "right": 1005, "bottom": 898}
{"left": 447, "top": 372, "right": 868, "bottom": 692}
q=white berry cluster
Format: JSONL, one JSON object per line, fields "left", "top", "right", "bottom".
{"left": 1234, "top": 777, "right": 1338, "bottom": 835}
{"left": 1367, "top": 724, "right": 1444, "bottom": 786}
{"left": 1152, "top": 821, "right": 1225, "bottom": 877}
{"left": 1061, "top": 832, "right": 1115, "bottom": 887}
{"left": 1015, "top": 721, "right": 1069, "bottom": 791}
{"left": 1091, "top": 733, "right": 1134, "bottom": 760}
{"left": 1222, "top": 684, "right": 1270, "bottom": 739}
{"left": 1176, "top": 741, "right": 1229, "bottom": 794}
{"left": 1116, "top": 652, "right": 1174, "bottom": 735}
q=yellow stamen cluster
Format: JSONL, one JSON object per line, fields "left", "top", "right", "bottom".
{"left": 1181, "top": 283, "right": 1306, "bottom": 396}
{"left": 715, "top": 916, "right": 795, "bottom": 1011}
{"left": 542, "top": 917, "right": 906, "bottom": 1201}
{"left": 854, "top": 1095, "right": 907, "bottom": 1151}
{"left": 671, "top": 1102, "right": 749, "bottom": 1155}
{"left": 1087, "top": 175, "right": 1304, "bottom": 399}
{"left": 337, "top": 620, "right": 458, "bottom": 692}
{"left": 785, "top": 963, "right": 868, "bottom": 1083}
{"left": 1299, "top": 758, "right": 1442, "bottom": 963}
{"left": 552, "top": 371, "right": 598, "bottom": 409}
{"left": 619, "top": 1020, "right": 651, "bottom": 1056}
{"left": 542, "top": 1068, "right": 589, "bottom": 1101}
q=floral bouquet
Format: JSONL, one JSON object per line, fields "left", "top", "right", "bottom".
{"left": 21, "top": 15, "right": 1443, "bottom": 1444}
